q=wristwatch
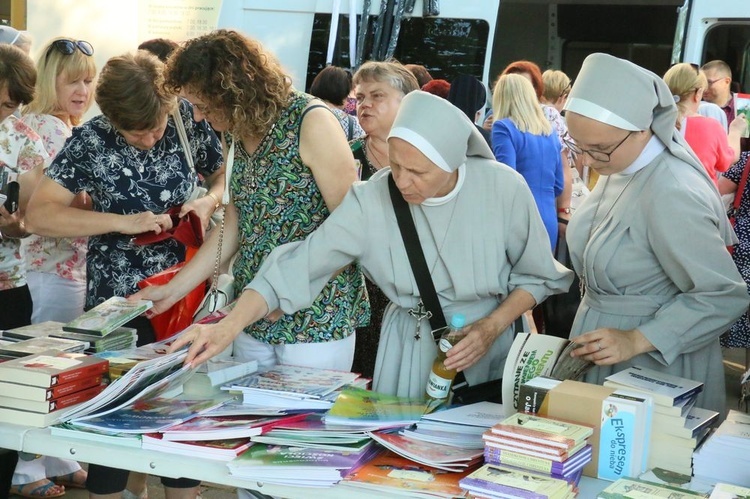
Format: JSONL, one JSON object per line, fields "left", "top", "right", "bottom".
{"left": 558, "top": 207, "right": 571, "bottom": 215}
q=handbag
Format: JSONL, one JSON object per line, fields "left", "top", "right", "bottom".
{"left": 388, "top": 174, "right": 517, "bottom": 405}
{"left": 132, "top": 205, "right": 203, "bottom": 248}
{"left": 193, "top": 139, "right": 237, "bottom": 322}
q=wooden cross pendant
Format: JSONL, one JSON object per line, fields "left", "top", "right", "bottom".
{"left": 408, "top": 300, "right": 433, "bottom": 340}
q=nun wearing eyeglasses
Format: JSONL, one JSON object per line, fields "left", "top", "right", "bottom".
{"left": 564, "top": 53, "right": 748, "bottom": 416}
{"left": 166, "top": 90, "right": 572, "bottom": 399}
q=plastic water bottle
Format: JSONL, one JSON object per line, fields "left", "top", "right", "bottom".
{"left": 425, "top": 314, "right": 466, "bottom": 404}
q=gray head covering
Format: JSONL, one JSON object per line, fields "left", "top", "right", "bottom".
{"left": 0, "top": 26, "right": 21, "bottom": 46}
{"left": 565, "top": 52, "right": 734, "bottom": 243}
{"left": 388, "top": 90, "right": 493, "bottom": 172}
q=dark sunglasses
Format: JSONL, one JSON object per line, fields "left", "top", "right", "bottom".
{"left": 45, "top": 39, "right": 94, "bottom": 62}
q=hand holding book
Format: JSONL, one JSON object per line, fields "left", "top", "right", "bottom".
{"left": 569, "top": 327, "right": 655, "bottom": 365}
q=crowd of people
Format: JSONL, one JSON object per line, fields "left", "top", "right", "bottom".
{"left": 0, "top": 24, "right": 748, "bottom": 499}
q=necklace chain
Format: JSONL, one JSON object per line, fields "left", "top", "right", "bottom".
{"left": 366, "top": 137, "right": 385, "bottom": 170}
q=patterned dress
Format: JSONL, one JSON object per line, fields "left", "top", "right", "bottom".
{"left": 722, "top": 152, "right": 750, "bottom": 348}
{"left": 46, "top": 100, "right": 222, "bottom": 309}
{"left": 20, "top": 113, "right": 87, "bottom": 285}
{"left": 230, "top": 90, "right": 369, "bottom": 345}
{"left": 0, "top": 116, "right": 48, "bottom": 291}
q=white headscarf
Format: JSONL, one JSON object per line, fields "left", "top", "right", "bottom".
{"left": 388, "top": 90, "right": 493, "bottom": 173}
{"left": 565, "top": 52, "right": 735, "bottom": 244}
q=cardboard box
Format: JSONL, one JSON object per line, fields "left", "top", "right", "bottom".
{"left": 544, "top": 379, "right": 616, "bottom": 478}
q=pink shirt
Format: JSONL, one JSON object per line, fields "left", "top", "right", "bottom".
{"left": 682, "top": 115, "right": 736, "bottom": 186}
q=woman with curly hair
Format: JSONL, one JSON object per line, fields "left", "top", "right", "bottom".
{"left": 136, "top": 30, "right": 369, "bottom": 380}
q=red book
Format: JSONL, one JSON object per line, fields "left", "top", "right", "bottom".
{"left": 0, "top": 384, "right": 105, "bottom": 414}
{"left": 0, "top": 350, "right": 109, "bottom": 387}
{"left": 0, "top": 374, "right": 104, "bottom": 401}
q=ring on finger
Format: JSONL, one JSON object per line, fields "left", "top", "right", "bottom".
{"left": 597, "top": 340, "right": 603, "bottom": 351}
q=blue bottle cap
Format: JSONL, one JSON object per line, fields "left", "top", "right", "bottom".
{"left": 450, "top": 314, "right": 466, "bottom": 328}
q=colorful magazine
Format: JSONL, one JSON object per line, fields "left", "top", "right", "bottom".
{"left": 341, "top": 450, "right": 477, "bottom": 499}
{"left": 368, "top": 430, "right": 483, "bottom": 472}
{"left": 226, "top": 364, "right": 360, "bottom": 399}
{"left": 324, "top": 387, "right": 428, "bottom": 427}
{"left": 159, "top": 413, "right": 308, "bottom": 441}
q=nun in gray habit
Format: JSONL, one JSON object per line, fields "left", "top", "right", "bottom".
{"left": 174, "top": 90, "right": 572, "bottom": 399}
{"left": 565, "top": 53, "right": 748, "bottom": 415}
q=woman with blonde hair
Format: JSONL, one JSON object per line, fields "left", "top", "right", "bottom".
{"left": 492, "top": 73, "right": 563, "bottom": 250}
{"left": 541, "top": 69, "right": 571, "bottom": 113}
{"left": 663, "top": 62, "right": 745, "bottom": 184}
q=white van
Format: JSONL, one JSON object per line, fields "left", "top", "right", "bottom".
{"left": 674, "top": 0, "right": 750, "bottom": 92}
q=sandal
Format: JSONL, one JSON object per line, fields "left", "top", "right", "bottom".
{"left": 51, "top": 469, "right": 87, "bottom": 489}
{"left": 9, "top": 480, "right": 66, "bottom": 498}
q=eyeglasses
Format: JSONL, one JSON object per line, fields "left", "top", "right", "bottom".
{"left": 706, "top": 78, "right": 726, "bottom": 87}
{"left": 45, "top": 39, "right": 94, "bottom": 62}
{"left": 564, "top": 131, "right": 634, "bottom": 163}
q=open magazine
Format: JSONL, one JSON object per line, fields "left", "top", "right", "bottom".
{"left": 500, "top": 333, "right": 594, "bottom": 414}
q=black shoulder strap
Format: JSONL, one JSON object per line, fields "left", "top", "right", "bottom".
{"left": 299, "top": 103, "right": 332, "bottom": 126}
{"left": 388, "top": 174, "right": 447, "bottom": 334}
{"left": 347, "top": 114, "right": 356, "bottom": 141}
{"left": 352, "top": 142, "right": 371, "bottom": 181}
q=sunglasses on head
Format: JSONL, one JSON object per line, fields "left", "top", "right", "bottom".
{"left": 45, "top": 39, "right": 94, "bottom": 62}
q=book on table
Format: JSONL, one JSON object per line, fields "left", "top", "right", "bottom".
{"left": 0, "top": 374, "right": 104, "bottom": 402}
{"left": 597, "top": 390, "right": 653, "bottom": 481}
{"left": 0, "top": 384, "right": 105, "bottom": 414}
{"left": 501, "top": 333, "right": 594, "bottom": 415}
{"left": 483, "top": 444, "right": 592, "bottom": 477}
{"left": 1, "top": 321, "right": 67, "bottom": 340}
{"left": 651, "top": 406, "right": 719, "bottom": 439}
{"left": 340, "top": 449, "right": 477, "bottom": 499}
{"left": 603, "top": 365, "right": 703, "bottom": 407}
{"left": 63, "top": 296, "right": 153, "bottom": 336}
{"left": 489, "top": 413, "right": 593, "bottom": 450}
{"left": 367, "top": 429, "right": 483, "bottom": 472}
{"left": 0, "top": 336, "right": 89, "bottom": 357}
{"left": 157, "top": 412, "right": 309, "bottom": 441}
{"left": 0, "top": 350, "right": 109, "bottom": 387}
{"left": 459, "top": 463, "right": 574, "bottom": 499}
{"left": 482, "top": 432, "right": 588, "bottom": 462}
{"left": 597, "top": 477, "right": 706, "bottom": 498}
{"left": 141, "top": 434, "right": 253, "bottom": 461}
{"left": 324, "top": 387, "right": 429, "bottom": 427}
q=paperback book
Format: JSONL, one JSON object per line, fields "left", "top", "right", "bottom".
{"left": 482, "top": 432, "right": 588, "bottom": 462}
{"left": 501, "top": 333, "right": 594, "bottom": 414}
{"left": 0, "top": 350, "right": 109, "bottom": 388}
{"left": 597, "top": 477, "right": 707, "bottom": 498}
{"left": 63, "top": 296, "right": 153, "bottom": 336}
{"left": 0, "top": 384, "right": 105, "bottom": 414}
{"left": 483, "top": 444, "right": 592, "bottom": 476}
{"left": 341, "top": 450, "right": 477, "bottom": 499}
{"left": 324, "top": 387, "right": 428, "bottom": 427}
{"left": 0, "top": 374, "right": 104, "bottom": 402}
{"left": 490, "top": 413, "right": 593, "bottom": 450}
{"left": 459, "top": 463, "right": 574, "bottom": 499}
{"left": 158, "top": 413, "right": 308, "bottom": 441}
{"left": 603, "top": 365, "right": 703, "bottom": 407}
{"left": 141, "top": 434, "right": 253, "bottom": 461}
{"left": 226, "top": 364, "right": 360, "bottom": 399}
{"left": 652, "top": 406, "right": 719, "bottom": 439}
{"left": 0, "top": 336, "right": 89, "bottom": 357}
{"left": 367, "top": 430, "right": 483, "bottom": 472}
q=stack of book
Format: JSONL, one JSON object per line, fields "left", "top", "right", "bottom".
{"left": 481, "top": 412, "right": 593, "bottom": 486}
{"left": 1, "top": 321, "right": 137, "bottom": 355}
{"left": 367, "top": 429, "right": 483, "bottom": 472}
{"left": 223, "top": 364, "right": 366, "bottom": 411}
{"left": 341, "top": 450, "right": 476, "bottom": 499}
{"left": 604, "top": 366, "right": 717, "bottom": 476}
{"left": 402, "top": 401, "right": 505, "bottom": 449}
{"left": 0, "top": 350, "right": 109, "bottom": 426}
{"left": 459, "top": 463, "right": 576, "bottom": 499}
{"left": 597, "top": 477, "right": 706, "bottom": 498}
{"left": 693, "top": 410, "right": 750, "bottom": 487}
{"left": 249, "top": 414, "right": 375, "bottom": 453}
{"left": 0, "top": 335, "right": 89, "bottom": 359}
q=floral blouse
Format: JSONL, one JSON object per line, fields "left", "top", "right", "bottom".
{"left": 230, "top": 90, "right": 369, "bottom": 344}
{"left": 20, "top": 113, "right": 87, "bottom": 283}
{"left": 0, "top": 116, "right": 48, "bottom": 290}
{"left": 46, "top": 100, "right": 223, "bottom": 308}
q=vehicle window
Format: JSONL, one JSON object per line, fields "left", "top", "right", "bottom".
{"left": 307, "top": 14, "right": 490, "bottom": 88}
{"left": 702, "top": 23, "right": 750, "bottom": 93}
